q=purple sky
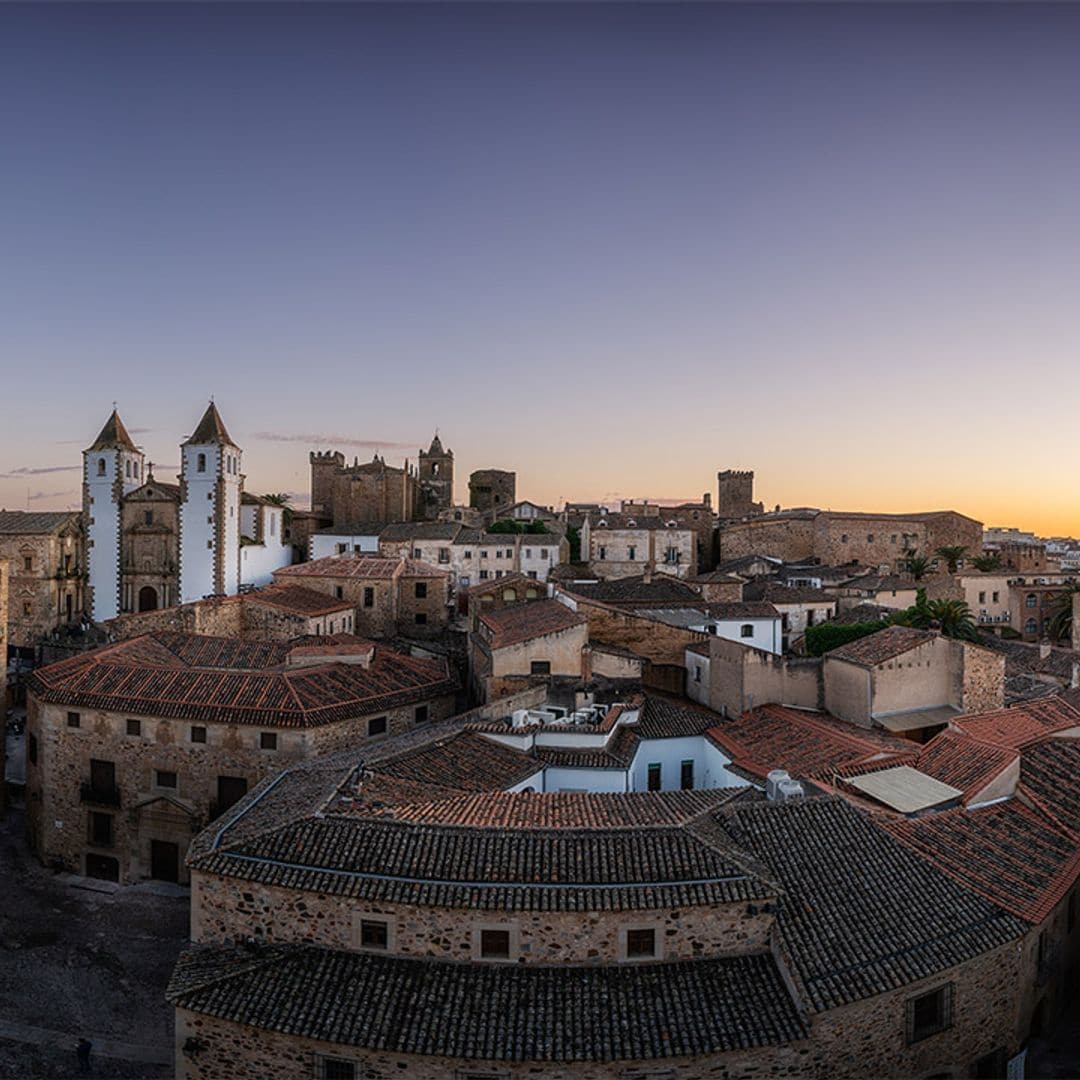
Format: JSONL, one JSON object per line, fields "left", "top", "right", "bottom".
{"left": 2, "top": 4, "right": 1079, "bottom": 532}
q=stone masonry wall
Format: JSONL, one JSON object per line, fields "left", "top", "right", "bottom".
{"left": 959, "top": 641, "right": 1006, "bottom": 714}
{"left": 574, "top": 598, "right": 707, "bottom": 666}
{"left": 191, "top": 872, "right": 775, "bottom": 963}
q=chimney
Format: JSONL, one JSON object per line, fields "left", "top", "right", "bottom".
{"left": 703, "top": 493, "right": 711, "bottom": 508}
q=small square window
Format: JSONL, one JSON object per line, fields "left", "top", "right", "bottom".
{"left": 626, "top": 928, "right": 656, "bottom": 959}
{"left": 415, "top": 582, "right": 428, "bottom": 599}
{"left": 67, "top": 712, "right": 81, "bottom": 729}
{"left": 321, "top": 1058, "right": 357, "bottom": 1080}
{"left": 360, "top": 919, "right": 388, "bottom": 950}
{"left": 126, "top": 719, "right": 141, "bottom": 737}
{"left": 530, "top": 660, "right": 551, "bottom": 676}
{"left": 906, "top": 985, "right": 952, "bottom": 1044}
{"left": 155, "top": 770, "right": 177, "bottom": 789}
{"left": 415, "top": 612, "right": 428, "bottom": 625}
{"left": 368, "top": 715, "right": 387, "bottom": 737}
{"left": 480, "top": 929, "right": 510, "bottom": 959}
{"left": 260, "top": 732, "right": 278, "bottom": 751}
{"left": 191, "top": 726, "right": 207, "bottom": 744}
{"left": 414, "top": 705, "right": 429, "bottom": 725}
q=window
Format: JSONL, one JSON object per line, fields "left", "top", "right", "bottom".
{"left": 438, "top": 548, "right": 450, "bottom": 564}
{"left": 196, "top": 453, "right": 206, "bottom": 473}
{"left": 319, "top": 1058, "right": 357, "bottom": 1080}
{"left": 1025, "top": 618, "right": 1038, "bottom": 635}
{"left": 155, "top": 770, "right": 177, "bottom": 789}
{"left": 647, "top": 763, "right": 661, "bottom": 791}
{"left": 867, "top": 534, "right": 874, "bottom": 543}
{"left": 88, "top": 812, "right": 113, "bottom": 848}
{"left": 28, "top": 734, "right": 38, "bottom": 766}
{"left": 412, "top": 548, "right": 422, "bottom": 559}
{"left": 464, "top": 550, "right": 472, "bottom": 560}
{"left": 1026, "top": 593, "right": 1037, "bottom": 608}
{"left": 368, "top": 716, "right": 387, "bottom": 737}
{"left": 260, "top": 732, "right": 278, "bottom": 751}
{"left": 680, "top": 760, "right": 694, "bottom": 789}
{"left": 992, "top": 591, "right": 1000, "bottom": 603}
{"left": 479, "top": 929, "right": 511, "bottom": 959}
{"left": 22, "top": 602, "right": 32, "bottom": 616}
{"left": 978, "top": 591, "right": 986, "bottom": 604}
{"left": 502, "top": 589, "right": 518, "bottom": 602}
{"left": 190, "top": 725, "right": 207, "bottom": 744}
{"left": 23, "top": 555, "right": 33, "bottom": 572}
{"left": 335, "top": 585, "right": 344, "bottom": 599}
{"left": 906, "top": 985, "right": 952, "bottom": 1044}
{"left": 972, "top": 1050, "right": 1006, "bottom": 1080}
{"left": 126, "top": 719, "right": 141, "bottom": 737}
{"left": 740, "top": 624, "right": 754, "bottom": 638}
{"left": 414, "top": 612, "right": 428, "bottom": 625}
{"left": 480, "top": 550, "right": 488, "bottom": 559}
{"left": 67, "top": 712, "right": 81, "bottom": 728}
{"left": 495, "top": 549, "right": 502, "bottom": 559}
{"left": 96, "top": 457, "right": 106, "bottom": 476}
{"left": 625, "top": 928, "right": 657, "bottom": 959}
{"left": 841, "top": 534, "right": 848, "bottom": 543}
{"left": 530, "top": 660, "right": 551, "bottom": 676}
{"left": 336, "top": 543, "right": 347, "bottom": 555}
{"left": 479, "top": 570, "right": 489, "bottom": 580}
{"left": 363, "top": 587, "right": 374, "bottom": 608}
{"left": 216, "top": 775, "right": 248, "bottom": 815}
{"left": 628, "top": 546, "right": 636, "bottom": 561}
{"left": 599, "top": 545, "right": 607, "bottom": 560}
{"left": 694, "top": 665, "right": 702, "bottom": 684}
{"left": 539, "top": 549, "right": 548, "bottom": 559}
{"left": 505, "top": 549, "right": 513, "bottom": 558}
{"left": 415, "top": 582, "right": 428, "bottom": 599}
{"left": 414, "top": 705, "right": 429, "bottom": 725}
{"left": 359, "top": 919, "right": 388, "bottom": 950}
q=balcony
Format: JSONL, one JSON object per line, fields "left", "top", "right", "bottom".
{"left": 80, "top": 781, "right": 121, "bottom": 807}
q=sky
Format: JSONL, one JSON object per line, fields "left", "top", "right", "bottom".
{"left": 2, "top": 3, "right": 1079, "bottom": 534}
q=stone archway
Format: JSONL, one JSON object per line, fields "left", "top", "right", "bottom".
{"left": 138, "top": 586, "right": 158, "bottom": 612}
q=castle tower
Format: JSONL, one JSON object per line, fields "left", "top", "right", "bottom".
{"left": 179, "top": 403, "right": 242, "bottom": 602}
{"left": 84, "top": 409, "right": 145, "bottom": 621}
{"left": 418, "top": 432, "right": 454, "bottom": 520}
{"left": 309, "top": 450, "right": 345, "bottom": 517}
{"left": 717, "top": 469, "right": 763, "bottom": 521}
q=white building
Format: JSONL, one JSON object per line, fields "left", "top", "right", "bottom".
{"left": 310, "top": 524, "right": 384, "bottom": 561}
{"left": 238, "top": 494, "right": 293, "bottom": 589}
{"left": 640, "top": 602, "right": 783, "bottom": 656}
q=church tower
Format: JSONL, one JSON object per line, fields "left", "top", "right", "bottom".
{"left": 417, "top": 432, "right": 454, "bottom": 520}
{"left": 83, "top": 409, "right": 145, "bottom": 621}
{"left": 179, "top": 403, "right": 242, "bottom": 602}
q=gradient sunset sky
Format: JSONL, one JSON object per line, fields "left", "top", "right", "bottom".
{"left": 2, "top": 4, "right": 1079, "bottom": 533}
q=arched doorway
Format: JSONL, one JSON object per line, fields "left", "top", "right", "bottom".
{"left": 138, "top": 586, "right": 158, "bottom": 612}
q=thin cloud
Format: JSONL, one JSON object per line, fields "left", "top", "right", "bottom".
{"left": 28, "top": 489, "right": 75, "bottom": 502}
{"left": 252, "top": 432, "right": 415, "bottom": 451}
{"left": 0, "top": 465, "right": 81, "bottom": 478}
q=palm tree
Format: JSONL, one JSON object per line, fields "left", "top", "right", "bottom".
{"left": 1047, "top": 580, "right": 1080, "bottom": 643}
{"left": 892, "top": 588, "right": 932, "bottom": 629}
{"left": 263, "top": 492, "right": 293, "bottom": 527}
{"left": 933, "top": 545, "right": 968, "bottom": 573}
{"left": 927, "top": 598, "right": 979, "bottom": 641}
{"left": 971, "top": 552, "right": 1002, "bottom": 572}
{"left": 902, "top": 550, "right": 931, "bottom": 581}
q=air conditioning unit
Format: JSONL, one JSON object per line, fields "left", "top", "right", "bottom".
{"left": 766, "top": 769, "right": 791, "bottom": 801}
{"left": 776, "top": 779, "right": 805, "bottom": 803}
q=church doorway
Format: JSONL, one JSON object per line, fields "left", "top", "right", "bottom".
{"left": 138, "top": 586, "right": 158, "bottom": 612}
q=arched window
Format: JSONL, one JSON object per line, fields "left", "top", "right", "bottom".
{"left": 1025, "top": 618, "right": 1038, "bottom": 635}
{"left": 125, "top": 460, "right": 131, "bottom": 478}
{"left": 740, "top": 624, "right": 754, "bottom": 638}
{"left": 432, "top": 462, "right": 440, "bottom": 476}
{"left": 502, "top": 589, "right": 517, "bottom": 602}
{"left": 197, "top": 453, "right": 206, "bottom": 474}
{"left": 1026, "top": 593, "right": 1037, "bottom": 608}
{"left": 96, "top": 458, "right": 106, "bottom": 477}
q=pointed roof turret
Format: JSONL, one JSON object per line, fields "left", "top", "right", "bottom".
{"left": 86, "top": 408, "right": 138, "bottom": 453}
{"left": 183, "top": 402, "right": 237, "bottom": 448}
{"left": 427, "top": 431, "right": 445, "bottom": 455}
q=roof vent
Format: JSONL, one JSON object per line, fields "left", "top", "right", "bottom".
{"left": 766, "top": 769, "right": 791, "bottom": 800}
{"left": 776, "top": 779, "right": 805, "bottom": 802}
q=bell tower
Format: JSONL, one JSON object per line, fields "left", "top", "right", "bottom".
{"left": 83, "top": 408, "right": 145, "bottom": 621}
{"left": 418, "top": 432, "right": 454, "bottom": 520}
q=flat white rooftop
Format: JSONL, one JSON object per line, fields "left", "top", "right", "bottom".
{"left": 846, "top": 765, "right": 963, "bottom": 814}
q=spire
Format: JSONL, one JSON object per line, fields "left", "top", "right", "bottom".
{"left": 428, "top": 430, "right": 444, "bottom": 455}
{"left": 86, "top": 408, "right": 138, "bottom": 453}
{"left": 183, "top": 401, "right": 237, "bottom": 447}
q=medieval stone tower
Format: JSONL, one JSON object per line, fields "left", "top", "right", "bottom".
{"left": 179, "top": 403, "right": 242, "bottom": 602}
{"left": 83, "top": 410, "right": 146, "bottom": 621}
{"left": 717, "top": 469, "right": 764, "bottom": 521}
{"left": 418, "top": 433, "right": 454, "bottom": 519}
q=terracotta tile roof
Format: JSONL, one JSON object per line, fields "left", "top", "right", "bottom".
{"left": 705, "top": 601, "right": 781, "bottom": 620}
{"left": 379, "top": 522, "right": 463, "bottom": 542}
{"left": 562, "top": 576, "right": 702, "bottom": 606}
{"left": 742, "top": 583, "right": 833, "bottom": 606}
{"left": 478, "top": 599, "right": 586, "bottom": 649}
{"left": 952, "top": 698, "right": 1080, "bottom": 749}
{"left": 829, "top": 603, "right": 895, "bottom": 626}
{"left": 723, "top": 797, "right": 1026, "bottom": 1012}
{"left": 1019, "top": 738, "right": 1080, "bottom": 835}
{"left": 167, "top": 945, "right": 806, "bottom": 1061}
{"left": 277, "top": 555, "right": 446, "bottom": 580}
{"left": 826, "top": 626, "right": 938, "bottom": 666}
{"left": 0, "top": 510, "right": 80, "bottom": 535}
{"left": 634, "top": 696, "right": 720, "bottom": 739}
{"left": 29, "top": 632, "right": 456, "bottom": 728}
{"left": 532, "top": 726, "right": 640, "bottom": 770}
{"left": 590, "top": 513, "right": 692, "bottom": 532}
{"left": 371, "top": 731, "right": 540, "bottom": 792}
{"left": 244, "top": 584, "right": 354, "bottom": 617}
{"left": 883, "top": 800, "right": 1080, "bottom": 924}
{"left": 914, "top": 731, "right": 1018, "bottom": 805}
{"left": 691, "top": 570, "right": 746, "bottom": 584}
{"left": 86, "top": 408, "right": 138, "bottom": 452}
{"left": 706, "top": 705, "right": 911, "bottom": 785}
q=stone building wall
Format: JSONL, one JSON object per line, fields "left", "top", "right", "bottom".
{"left": 958, "top": 642, "right": 1005, "bottom": 714}
{"left": 0, "top": 556, "right": 8, "bottom": 664}
{"left": 0, "top": 521, "right": 84, "bottom": 647}
{"left": 702, "top": 637, "right": 823, "bottom": 718}
{"left": 191, "top": 872, "right": 775, "bottom": 963}
{"left": 305, "top": 694, "right": 457, "bottom": 756}
{"left": 570, "top": 597, "right": 707, "bottom": 667}
{"left": 488, "top": 623, "right": 588, "bottom": 679}
{"left": 103, "top": 598, "right": 246, "bottom": 642}
{"left": 693, "top": 579, "right": 744, "bottom": 604}
{"left": 469, "top": 468, "right": 516, "bottom": 513}
{"left": 718, "top": 516, "right": 816, "bottom": 563}
{"left": 118, "top": 485, "right": 180, "bottom": 613}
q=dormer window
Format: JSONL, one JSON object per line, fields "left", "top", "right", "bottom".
{"left": 197, "top": 453, "right": 206, "bottom": 473}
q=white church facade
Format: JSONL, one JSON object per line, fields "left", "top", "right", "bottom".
{"left": 83, "top": 404, "right": 292, "bottom": 622}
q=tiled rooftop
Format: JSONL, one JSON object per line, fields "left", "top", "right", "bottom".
{"left": 276, "top": 555, "right": 446, "bottom": 580}
{"left": 167, "top": 945, "right": 807, "bottom": 1061}
{"left": 245, "top": 583, "right": 355, "bottom": 616}
{"left": 478, "top": 598, "right": 586, "bottom": 649}
{"left": 0, "top": 510, "right": 80, "bottom": 535}
{"left": 826, "top": 626, "right": 938, "bottom": 666}
{"left": 952, "top": 698, "right": 1080, "bottom": 749}
{"left": 562, "top": 575, "right": 702, "bottom": 606}
{"left": 1019, "top": 737, "right": 1080, "bottom": 835}
{"left": 29, "top": 632, "right": 455, "bottom": 727}
{"left": 914, "top": 730, "right": 1017, "bottom": 804}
